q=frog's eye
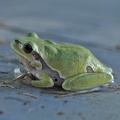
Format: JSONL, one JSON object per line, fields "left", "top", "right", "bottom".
{"left": 23, "top": 43, "right": 33, "bottom": 53}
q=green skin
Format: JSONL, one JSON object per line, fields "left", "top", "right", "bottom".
{"left": 11, "top": 32, "right": 114, "bottom": 91}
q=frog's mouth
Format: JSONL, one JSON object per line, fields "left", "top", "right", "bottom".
{"left": 14, "top": 52, "right": 39, "bottom": 78}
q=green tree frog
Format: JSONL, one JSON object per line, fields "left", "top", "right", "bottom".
{"left": 11, "top": 32, "right": 114, "bottom": 93}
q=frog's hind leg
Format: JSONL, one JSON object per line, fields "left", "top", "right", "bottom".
{"left": 62, "top": 73, "right": 113, "bottom": 91}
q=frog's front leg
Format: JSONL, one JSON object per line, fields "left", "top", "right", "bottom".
{"left": 22, "top": 73, "right": 54, "bottom": 88}
{"left": 62, "top": 73, "right": 113, "bottom": 91}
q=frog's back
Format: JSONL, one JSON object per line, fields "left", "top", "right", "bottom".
{"left": 45, "top": 42, "right": 92, "bottom": 62}
{"left": 43, "top": 41, "right": 111, "bottom": 78}
{"left": 59, "top": 43, "right": 111, "bottom": 71}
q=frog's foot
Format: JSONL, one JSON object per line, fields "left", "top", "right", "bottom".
{"left": 50, "top": 86, "right": 111, "bottom": 98}
{"left": 41, "top": 88, "right": 96, "bottom": 98}
{"left": 100, "top": 81, "right": 120, "bottom": 90}
{"left": 107, "top": 86, "right": 120, "bottom": 89}
{"left": 48, "top": 89, "right": 96, "bottom": 98}
{"left": 56, "top": 90, "right": 93, "bottom": 98}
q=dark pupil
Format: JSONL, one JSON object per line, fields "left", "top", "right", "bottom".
{"left": 23, "top": 44, "right": 33, "bottom": 53}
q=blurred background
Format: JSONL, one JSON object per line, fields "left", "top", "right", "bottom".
{"left": 0, "top": 0, "right": 120, "bottom": 120}
{"left": 0, "top": 0, "right": 120, "bottom": 46}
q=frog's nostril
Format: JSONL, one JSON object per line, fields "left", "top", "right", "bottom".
{"left": 15, "top": 39, "right": 20, "bottom": 43}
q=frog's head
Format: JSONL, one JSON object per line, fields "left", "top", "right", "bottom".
{"left": 11, "top": 32, "right": 44, "bottom": 71}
